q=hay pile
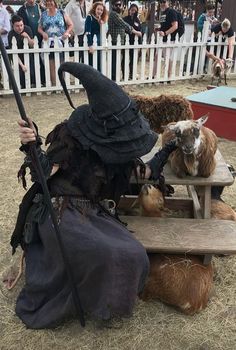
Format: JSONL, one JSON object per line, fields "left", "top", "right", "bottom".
{"left": 1, "top": 79, "right": 236, "bottom": 350}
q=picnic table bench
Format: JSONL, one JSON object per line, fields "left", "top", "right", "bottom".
{"left": 123, "top": 148, "right": 236, "bottom": 264}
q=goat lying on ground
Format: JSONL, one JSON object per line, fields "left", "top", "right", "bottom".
{"left": 162, "top": 115, "right": 218, "bottom": 177}
{"left": 211, "top": 58, "right": 233, "bottom": 86}
{"left": 140, "top": 254, "right": 214, "bottom": 315}
{"left": 210, "top": 164, "right": 236, "bottom": 221}
{"left": 195, "top": 164, "right": 236, "bottom": 221}
{"left": 137, "top": 184, "right": 213, "bottom": 315}
{"left": 131, "top": 94, "right": 193, "bottom": 133}
{"left": 211, "top": 198, "right": 236, "bottom": 221}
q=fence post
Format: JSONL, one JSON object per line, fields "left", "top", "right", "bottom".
{"left": 101, "top": 23, "right": 107, "bottom": 76}
{"left": 199, "top": 21, "right": 208, "bottom": 75}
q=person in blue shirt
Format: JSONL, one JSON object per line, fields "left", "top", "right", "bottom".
{"left": 38, "top": 0, "right": 73, "bottom": 85}
{"left": 84, "top": 1, "right": 108, "bottom": 71}
{"left": 197, "top": 3, "right": 218, "bottom": 34}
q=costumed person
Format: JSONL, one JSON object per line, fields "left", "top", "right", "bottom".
{"left": 10, "top": 62, "right": 177, "bottom": 329}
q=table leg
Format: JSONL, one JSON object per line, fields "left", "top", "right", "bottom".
{"left": 203, "top": 185, "right": 211, "bottom": 219}
{"left": 203, "top": 254, "right": 213, "bottom": 265}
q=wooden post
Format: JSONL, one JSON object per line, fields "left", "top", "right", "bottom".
{"left": 147, "top": 1, "right": 156, "bottom": 42}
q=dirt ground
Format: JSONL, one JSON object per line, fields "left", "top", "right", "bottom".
{"left": 1, "top": 77, "right": 236, "bottom": 350}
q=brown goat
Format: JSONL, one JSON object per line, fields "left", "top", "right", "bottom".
{"left": 131, "top": 94, "right": 193, "bottom": 133}
{"left": 162, "top": 115, "right": 218, "bottom": 177}
{"left": 138, "top": 184, "right": 165, "bottom": 217}
{"left": 211, "top": 200, "right": 236, "bottom": 221}
{"left": 140, "top": 254, "right": 213, "bottom": 315}
{"left": 211, "top": 58, "right": 233, "bottom": 86}
{"left": 138, "top": 184, "right": 214, "bottom": 315}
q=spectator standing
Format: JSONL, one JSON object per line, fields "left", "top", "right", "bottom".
{"left": 18, "top": 0, "right": 46, "bottom": 85}
{"left": 123, "top": 3, "right": 142, "bottom": 79}
{"left": 158, "top": 0, "right": 184, "bottom": 42}
{"left": 0, "top": 0, "right": 11, "bottom": 48}
{"left": 8, "top": 15, "right": 35, "bottom": 89}
{"left": 153, "top": 0, "right": 184, "bottom": 79}
{"left": 18, "top": 0, "right": 44, "bottom": 43}
{"left": 108, "top": 0, "right": 142, "bottom": 81}
{"left": 211, "top": 18, "right": 235, "bottom": 59}
{"left": 84, "top": 1, "right": 108, "bottom": 71}
{"left": 38, "top": 0, "right": 73, "bottom": 86}
{"left": 65, "top": 0, "right": 91, "bottom": 61}
{"left": 197, "top": 3, "right": 218, "bottom": 35}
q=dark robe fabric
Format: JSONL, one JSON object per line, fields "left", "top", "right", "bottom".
{"left": 14, "top": 122, "right": 149, "bottom": 329}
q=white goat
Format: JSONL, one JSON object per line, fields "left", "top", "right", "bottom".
{"left": 162, "top": 115, "right": 218, "bottom": 178}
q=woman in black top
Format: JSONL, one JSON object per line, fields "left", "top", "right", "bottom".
{"left": 123, "top": 3, "right": 142, "bottom": 79}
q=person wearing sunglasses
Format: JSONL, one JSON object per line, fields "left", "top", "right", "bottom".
{"left": 108, "top": 0, "right": 142, "bottom": 80}
{"left": 153, "top": 0, "right": 184, "bottom": 79}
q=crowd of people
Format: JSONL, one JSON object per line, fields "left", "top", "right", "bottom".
{"left": 0, "top": 0, "right": 235, "bottom": 86}
{"left": 0, "top": 0, "right": 146, "bottom": 85}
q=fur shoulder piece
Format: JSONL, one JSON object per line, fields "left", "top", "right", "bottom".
{"left": 46, "top": 121, "right": 83, "bottom": 169}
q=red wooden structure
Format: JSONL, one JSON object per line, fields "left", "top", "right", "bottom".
{"left": 187, "top": 87, "right": 236, "bottom": 141}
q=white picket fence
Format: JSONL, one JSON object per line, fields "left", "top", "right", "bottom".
{"left": 0, "top": 23, "right": 235, "bottom": 95}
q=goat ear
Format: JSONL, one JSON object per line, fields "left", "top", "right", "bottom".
{"left": 196, "top": 114, "right": 209, "bottom": 127}
{"left": 167, "top": 124, "right": 176, "bottom": 131}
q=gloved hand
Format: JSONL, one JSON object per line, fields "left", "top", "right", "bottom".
{"left": 146, "top": 140, "right": 177, "bottom": 181}
{"left": 18, "top": 120, "right": 52, "bottom": 185}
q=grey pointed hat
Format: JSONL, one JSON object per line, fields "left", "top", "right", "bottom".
{"left": 58, "top": 62, "right": 158, "bottom": 163}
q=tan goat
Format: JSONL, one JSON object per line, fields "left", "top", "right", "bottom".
{"left": 138, "top": 184, "right": 214, "bottom": 315}
{"left": 211, "top": 200, "right": 236, "bottom": 221}
{"left": 137, "top": 184, "right": 165, "bottom": 217}
{"left": 140, "top": 254, "right": 213, "bottom": 315}
{"left": 162, "top": 115, "right": 218, "bottom": 177}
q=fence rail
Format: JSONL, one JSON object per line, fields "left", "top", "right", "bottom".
{"left": 0, "top": 23, "right": 235, "bottom": 95}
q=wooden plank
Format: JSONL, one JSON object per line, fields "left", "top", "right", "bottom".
{"left": 203, "top": 185, "right": 211, "bottom": 219}
{"left": 118, "top": 196, "right": 193, "bottom": 213}
{"left": 138, "top": 149, "right": 234, "bottom": 186}
{"left": 122, "top": 216, "right": 236, "bottom": 255}
{"left": 187, "top": 185, "right": 202, "bottom": 219}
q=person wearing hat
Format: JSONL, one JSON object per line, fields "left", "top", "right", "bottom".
{"left": 11, "top": 62, "right": 176, "bottom": 329}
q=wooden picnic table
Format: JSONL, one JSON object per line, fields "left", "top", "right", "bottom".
{"left": 139, "top": 148, "right": 234, "bottom": 219}
{"left": 127, "top": 147, "right": 236, "bottom": 263}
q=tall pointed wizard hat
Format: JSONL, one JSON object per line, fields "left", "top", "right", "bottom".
{"left": 58, "top": 62, "right": 158, "bottom": 163}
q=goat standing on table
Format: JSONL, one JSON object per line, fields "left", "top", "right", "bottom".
{"left": 162, "top": 115, "right": 218, "bottom": 177}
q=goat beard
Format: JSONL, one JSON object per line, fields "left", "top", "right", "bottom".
{"left": 184, "top": 153, "right": 197, "bottom": 175}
